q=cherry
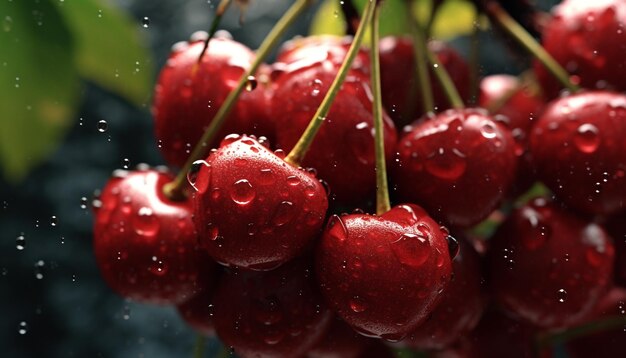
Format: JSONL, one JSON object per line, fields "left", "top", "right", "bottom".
{"left": 153, "top": 32, "right": 273, "bottom": 168}
{"left": 192, "top": 134, "right": 328, "bottom": 270}
{"left": 315, "top": 204, "right": 452, "bottom": 341}
{"left": 379, "top": 37, "right": 470, "bottom": 127}
{"left": 566, "top": 287, "right": 626, "bottom": 358}
{"left": 479, "top": 74, "right": 545, "bottom": 195}
{"left": 273, "top": 35, "right": 370, "bottom": 81}
{"left": 604, "top": 215, "right": 626, "bottom": 286}
{"left": 529, "top": 91, "right": 626, "bottom": 216}
{"left": 307, "top": 317, "right": 374, "bottom": 358}
{"left": 176, "top": 269, "right": 221, "bottom": 336}
{"left": 393, "top": 108, "right": 517, "bottom": 228}
{"left": 535, "top": 0, "right": 626, "bottom": 98}
{"left": 213, "top": 259, "right": 332, "bottom": 358}
{"left": 93, "top": 168, "right": 213, "bottom": 304}
{"left": 402, "top": 238, "right": 486, "bottom": 350}
{"left": 271, "top": 62, "right": 397, "bottom": 206}
{"left": 488, "top": 197, "right": 615, "bottom": 328}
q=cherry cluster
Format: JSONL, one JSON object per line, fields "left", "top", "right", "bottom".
{"left": 92, "top": 0, "right": 626, "bottom": 357}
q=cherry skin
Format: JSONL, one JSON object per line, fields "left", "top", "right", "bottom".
{"left": 379, "top": 37, "right": 470, "bottom": 127}
{"left": 306, "top": 317, "right": 375, "bottom": 358}
{"left": 479, "top": 74, "right": 545, "bottom": 195}
{"left": 192, "top": 135, "right": 328, "bottom": 270}
{"left": 213, "top": 259, "right": 332, "bottom": 358}
{"left": 488, "top": 197, "right": 615, "bottom": 329}
{"left": 393, "top": 108, "right": 517, "bottom": 228}
{"left": 270, "top": 63, "right": 397, "bottom": 206}
{"left": 93, "top": 168, "right": 212, "bottom": 304}
{"left": 529, "top": 91, "right": 626, "bottom": 216}
{"left": 273, "top": 35, "right": 370, "bottom": 81}
{"left": 604, "top": 215, "right": 626, "bottom": 286}
{"left": 176, "top": 268, "right": 221, "bottom": 336}
{"left": 566, "top": 287, "right": 626, "bottom": 358}
{"left": 153, "top": 32, "right": 273, "bottom": 168}
{"left": 401, "top": 238, "right": 486, "bottom": 350}
{"left": 315, "top": 204, "right": 452, "bottom": 341}
{"left": 535, "top": 0, "right": 626, "bottom": 98}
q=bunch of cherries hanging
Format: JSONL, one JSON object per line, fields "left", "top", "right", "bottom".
{"left": 92, "top": 0, "right": 626, "bottom": 357}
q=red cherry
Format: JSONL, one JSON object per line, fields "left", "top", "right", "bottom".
{"left": 566, "top": 287, "right": 626, "bottom": 358}
{"left": 273, "top": 35, "right": 370, "bottom": 80}
{"left": 379, "top": 37, "right": 470, "bottom": 127}
{"left": 535, "top": 0, "right": 626, "bottom": 98}
{"left": 529, "top": 91, "right": 626, "bottom": 215}
{"left": 393, "top": 108, "right": 517, "bottom": 227}
{"left": 315, "top": 204, "right": 452, "bottom": 341}
{"left": 479, "top": 74, "right": 545, "bottom": 195}
{"left": 176, "top": 269, "right": 221, "bottom": 336}
{"left": 488, "top": 197, "right": 615, "bottom": 328}
{"left": 271, "top": 64, "right": 397, "bottom": 206}
{"left": 153, "top": 33, "right": 273, "bottom": 167}
{"left": 93, "top": 169, "right": 212, "bottom": 304}
{"left": 402, "top": 238, "right": 486, "bottom": 350}
{"left": 604, "top": 215, "right": 626, "bottom": 286}
{"left": 213, "top": 259, "right": 332, "bottom": 358}
{"left": 307, "top": 317, "right": 373, "bottom": 358}
{"left": 192, "top": 135, "right": 328, "bottom": 270}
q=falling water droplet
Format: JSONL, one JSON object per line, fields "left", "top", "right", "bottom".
{"left": 122, "top": 306, "right": 131, "bottom": 320}
{"left": 97, "top": 120, "right": 108, "bottom": 133}
{"left": 187, "top": 160, "right": 210, "bottom": 192}
{"left": 80, "top": 197, "right": 88, "bottom": 210}
{"left": 142, "top": 16, "right": 150, "bottom": 28}
{"left": 50, "top": 216, "right": 57, "bottom": 227}
{"left": 446, "top": 235, "right": 459, "bottom": 259}
{"left": 245, "top": 76, "right": 257, "bottom": 91}
{"left": 122, "top": 158, "right": 130, "bottom": 169}
{"left": 3, "top": 16, "right": 13, "bottom": 32}
{"left": 34, "top": 260, "right": 45, "bottom": 280}
{"left": 18, "top": 321, "right": 27, "bottom": 335}
{"left": 16, "top": 234, "right": 25, "bottom": 251}
{"left": 557, "top": 288, "right": 568, "bottom": 303}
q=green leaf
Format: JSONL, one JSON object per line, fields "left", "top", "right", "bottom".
{"left": 0, "top": 0, "right": 80, "bottom": 182}
{"left": 54, "top": 0, "right": 153, "bottom": 106}
{"left": 310, "top": 0, "right": 411, "bottom": 38}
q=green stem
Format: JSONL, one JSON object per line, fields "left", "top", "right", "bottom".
{"left": 485, "top": 2, "right": 579, "bottom": 93}
{"left": 164, "top": 0, "right": 314, "bottom": 200}
{"left": 197, "top": 0, "right": 233, "bottom": 63}
{"left": 284, "top": 0, "right": 377, "bottom": 166}
{"left": 535, "top": 314, "right": 626, "bottom": 349}
{"left": 371, "top": 3, "right": 390, "bottom": 215}
{"left": 193, "top": 335, "right": 206, "bottom": 358}
{"left": 408, "top": 0, "right": 434, "bottom": 114}
{"left": 425, "top": 45, "right": 464, "bottom": 109}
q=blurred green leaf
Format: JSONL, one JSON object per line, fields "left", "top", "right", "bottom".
{"left": 310, "top": 0, "right": 411, "bottom": 38}
{"left": 54, "top": 0, "right": 153, "bottom": 106}
{"left": 0, "top": 0, "right": 80, "bottom": 182}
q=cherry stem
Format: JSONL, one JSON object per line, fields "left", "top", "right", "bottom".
{"left": 485, "top": 2, "right": 579, "bottom": 93}
{"left": 370, "top": 3, "right": 390, "bottom": 215}
{"left": 197, "top": 0, "right": 233, "bottom": 64}
{"left": 425, "top": 43, "right": 465, "bottom": 109}
{"left": 193, "top": 335, "right": 206, "bottom": 358}
{"left": 284, "top": 0, "right": 377, "bottom": 167}
{"left": 163, "top": 0, "right": 314, "bottom": 201}
{"left": 408, "top": 0, "right": 434, "bottom": 114}
{"left": 535, "top": 314, "right": 626, "bottom": 349}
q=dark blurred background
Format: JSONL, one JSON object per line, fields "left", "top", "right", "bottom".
{"left": 0, "top": 0, "right": 558, "bottom": 357}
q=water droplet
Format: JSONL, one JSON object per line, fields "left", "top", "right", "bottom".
{"left": 80, "top": 197, "right": 88, "bottom": 210}
{"left": 18, "top": 321, "right": 27, "bottom": 335}
{"left": 34, "top": 260, "right": 45, "bottom": 280}
{"left": 149, "top": 256, "right": 168, "bottom": 276}
{"left": 142, "top": 16, "right": 150, "bottom": 28}
{"left": 286, "top": 175, "right": 300, "bottom": 186}
{"left": 263, "top": 331, "right": 285, "bottom": 345}
{"left": 391, "top": 233, "right": 431, "bottom": 267}
{"left": 425, "top": 148, "right": 467, "bottom": 180}
{"left": 97, "top": 120, "right": 108, "bottom": 133}
{"left": 122, "top": 158, "right": 130, "bottom": 169}
{"left": 446, "top": 235, "right": 459, "bottom": 259}
{"left": 480, "top": 121, "right": 498, "bottom": 139}
{"left": 50, "top": 215, "right": 57, "bottom": 227}
{"left": 349, "top": 296, "right": 367, "bottom": 313}
{"left": 521, "top": 208, "right": 551, "bottom": 250}
{"left": 230, "top": 179, "right": 255, "bottom": 205}
{"left": 253, "top": 296, "right": 283, "bottom": 325}
{"left": 557, "top": 288, "right": 568, "bottom": 303}
{"left": 133, "top": 207, "right": 160, "bottom": 237}
{"left": 245, "top": 76, "right": 257, "bottom": 91}
{"left": 3, "top": 16, "right": 13, "bottom": 32}
{"left": 327, "top": 215, "right": 348, "bottom": 242}
{"left": 271, "top": 201, "right": 295, "bottom": 226}
{"left": 574, "top": 123, "right": 600, "bottom": 154}
{"left": 16, "top": 234, "right": 25, "bottom": 251}
{"left": 311, "top": 78, "right": 323, "bottom": 96}
{"left": 187, "top": 160, "right": 210, "bottom": 192}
